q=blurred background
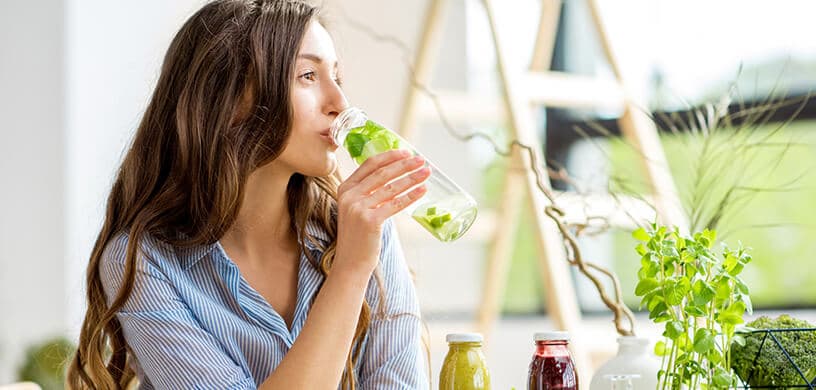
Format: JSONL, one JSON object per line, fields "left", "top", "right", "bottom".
{"left": 1, "top": 0, "right": 815, "bottom": 388}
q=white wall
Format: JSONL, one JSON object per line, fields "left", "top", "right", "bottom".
{"left": 1, "top": 0, "right": 206, "bottom": 383}
{"left": 0, "top": 0, "right": 67, "bottom": 382}
{"left": 63, "top": 0, "right": 207, "bottom": 339}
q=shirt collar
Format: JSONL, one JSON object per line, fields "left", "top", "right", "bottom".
{"left": 301, "top": 219, "right": 331, "bottom": 251}
{"left": 175, "top": 220, "right": 332, "bottom": 270}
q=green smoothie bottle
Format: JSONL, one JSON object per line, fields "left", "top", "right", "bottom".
{"left": 331, "top": 107, "right": 478, "bottom": 242}
{"left": 439, "top": 333, "right": 491, "bottom": 390}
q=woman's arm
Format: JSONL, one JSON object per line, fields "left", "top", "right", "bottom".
{"left": 358, "top": 220, "right": 428, "bottom": 389}
{"left": 260, "top": 150, "right": 430, "bottom": 389}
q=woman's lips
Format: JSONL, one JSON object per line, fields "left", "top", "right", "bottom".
{"left": 320, "top": 129, "right": 336, "bottom": 145}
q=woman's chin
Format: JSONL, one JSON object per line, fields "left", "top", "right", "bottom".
{"left": 301, "top": 157, "right": 337, "bottom": 178}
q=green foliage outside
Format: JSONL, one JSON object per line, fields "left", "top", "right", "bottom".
{"left": 485, "top": 119, "right": 816, "bottom": 313}
{"left": 610, "top": 119, "right": 816, "bottom": 308}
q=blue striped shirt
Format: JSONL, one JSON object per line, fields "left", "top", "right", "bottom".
{"left": 99, "top": 219, "right": 428, "bottom": 389}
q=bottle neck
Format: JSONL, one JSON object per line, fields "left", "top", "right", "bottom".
{"left": 330, "top": 107, "right": 367, "bottom": 145}
{"left": 448, "top": 342, "right": 483, "bottom": 352}
{"left": 616, "top": 337, "right": 650, "bottom": 355}
{"left": 534, "top": 340, "right": 571, "bottom": 356}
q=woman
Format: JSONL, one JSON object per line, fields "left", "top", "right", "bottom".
{"left": 66, "top": 1, "right": 431, "bottom": 389}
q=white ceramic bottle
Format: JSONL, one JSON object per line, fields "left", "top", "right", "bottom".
{"left": 589, "top": 336, "right": 660, "bottom": 390}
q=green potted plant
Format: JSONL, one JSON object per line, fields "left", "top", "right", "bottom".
{"left": 633, "top": 225, "right": 752, "bottom": 389}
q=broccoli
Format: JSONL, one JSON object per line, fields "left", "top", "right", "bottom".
{"left": 731, "top": 315, "right": 816, "bottom": 389}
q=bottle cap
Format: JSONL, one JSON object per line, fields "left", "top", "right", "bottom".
{"left": 534, "top": 331, "right": 570, "bottom": 341}
{"left": 446, "top": 333, "right": 483, "bottom": 343}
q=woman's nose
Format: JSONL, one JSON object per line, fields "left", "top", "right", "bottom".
{"left": 326, "top": 85, "right": 349, "bottom": 117}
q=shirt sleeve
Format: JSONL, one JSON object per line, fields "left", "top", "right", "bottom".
{"left": 359, "top": 219, "right": 431, "bottom": 390}
{"left": 99, "top": 233, "right": 256, "bottom": 390}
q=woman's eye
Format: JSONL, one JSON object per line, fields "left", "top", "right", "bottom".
{"left": 300, "top": 71, "right": 316, "bottom": 81}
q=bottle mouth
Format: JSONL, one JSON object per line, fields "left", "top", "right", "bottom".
{"left": 330, "top": 107, "right": 365, "bottom": 145}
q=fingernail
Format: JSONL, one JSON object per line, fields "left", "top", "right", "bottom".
{"left": 412, "top": 156, "right": 424, "bottom": 164}
{"left": 413, "top": 167, "right": 430, "bottom": 178}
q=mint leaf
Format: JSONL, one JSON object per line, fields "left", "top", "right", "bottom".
{"left": 344, "top": 132, "right": 370, "bottom": 158}
{"left": 363, "top": 119, "right": 386, "bottom": 134}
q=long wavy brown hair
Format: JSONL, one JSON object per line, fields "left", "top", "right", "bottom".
{"left": 66, "top": 1, "right": 378, "bottom": 388}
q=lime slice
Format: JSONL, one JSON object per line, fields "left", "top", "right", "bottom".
{"left": 429, "top": 213, "right": 452, "bottom": 228}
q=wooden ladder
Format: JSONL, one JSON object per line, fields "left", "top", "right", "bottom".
{"left": 396, "top": 0, "right": 687, "bottom": 381}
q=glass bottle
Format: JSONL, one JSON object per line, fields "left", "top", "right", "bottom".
{"left": 331, "top": 107, "right": 478, "bottom": 242}
{"left": 439, "top": 333, "right": 491, "bottom": 390}
{"left": 528, "top": 331, "right": 578, "bottom": 390}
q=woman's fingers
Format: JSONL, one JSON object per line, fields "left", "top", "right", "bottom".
{"left": 355, "top": 155, "right": 425, "bottom": 196}
{"left": 372, "top": 185, "right": 428, "bottom": 221}
{"left": 340, "top": 149, "right": 411, "bottom": 191}
{"left": 337, "top": 149, "right": 429, "bottom": 224}
{"left": 364, "top": 166, "right": 431, "bottom": 208}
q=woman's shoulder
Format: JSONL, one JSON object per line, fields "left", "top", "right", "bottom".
{"left": 101, "top": 230, "right": 179, "bottom": 273}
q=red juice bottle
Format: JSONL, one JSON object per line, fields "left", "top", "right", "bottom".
{"left": 527, "top": 332, "right": 578, "bottom": 390}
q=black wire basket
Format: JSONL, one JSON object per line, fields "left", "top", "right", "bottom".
{"left": 733, "top": 327, "right": 816, "bottom": 389}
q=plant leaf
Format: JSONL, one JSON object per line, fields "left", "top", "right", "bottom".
{"left": 344, "top": 133, "right": 370, "bottom": 158}
{"left": 693, "top": 328, "right": 716, "bottom": 354}
{"left": 692, "top": 279, "right": 716, "bottom": 306}
{"left": 633, "top": 227, "right": 650, "bottom": 242}
{"left": 664, "top": 321, "right": 685, "bottom": 340}
{"left": 635, "top": 277, "right": 659, "bottom": 296}
{"left": 665, "top": 277, "right": 691, "bottom": 306}
{"left": 683, "top": 305, "right": 706, "bottom": 317}
{"left": 715, "top": 278, "right": 732, "bottom": 305}
{"left": 654, "top": 340, "right": 667, "bottom": 356}
{"left": 713, "top": 367, "right": 733, "bottom": 387}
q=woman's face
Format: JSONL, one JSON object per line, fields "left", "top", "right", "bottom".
{"left": 275, "top": 20, "right": 347, "bottom": 177}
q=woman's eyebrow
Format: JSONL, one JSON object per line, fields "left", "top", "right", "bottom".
{"left": 297, "top": 53, "right": 338, "bottom": 68}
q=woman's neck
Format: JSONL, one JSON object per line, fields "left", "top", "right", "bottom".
{"left": 221, "top": 162, "right": 298, "bottom": 265}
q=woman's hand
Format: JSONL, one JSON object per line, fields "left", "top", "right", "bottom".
{"left": 334, "top": 149, "right": 430, "bottom": 275}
